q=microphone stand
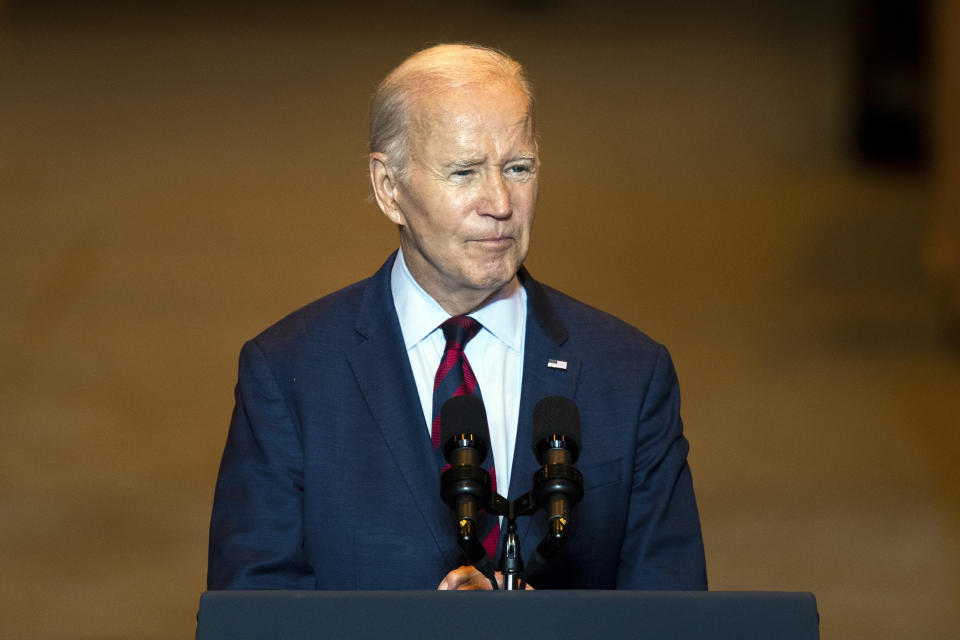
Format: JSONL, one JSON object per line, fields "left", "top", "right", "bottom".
{"left": 443, "top": 456, "right": 584, "bottom": 590}
{"left": 486, "top": 491, "right": 537, "bottom": 590}
{"left": 501, "top": 522, "right": 524, "bottom": 590}
{"left": 485, "top": 457, "right": 584, "bottom": 589}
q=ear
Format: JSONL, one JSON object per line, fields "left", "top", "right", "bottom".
{"left": 369, "top": 152, "right": 406, "bottom": 226}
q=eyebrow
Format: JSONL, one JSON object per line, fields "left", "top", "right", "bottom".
{"left": 444, "top": 159, "right": 485, "bottom": 170}
{"left": 444, "top": 155, "right": 536, "bottom": 170}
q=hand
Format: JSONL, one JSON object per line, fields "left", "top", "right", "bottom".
{"left": 437, "top": 566, "right": 534, "bottom": 590}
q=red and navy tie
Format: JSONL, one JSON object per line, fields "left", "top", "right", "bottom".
{"left": 431, "top": 315, "right": 500, "bottom": 559}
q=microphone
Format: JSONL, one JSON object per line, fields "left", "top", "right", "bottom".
{"left": 531, "top": 396, "right": 584, "bottom": 545}
{"left": 439, "top": 395, "right": 492, "bottom": 548}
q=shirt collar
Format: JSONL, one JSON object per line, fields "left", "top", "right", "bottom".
{"left": 391, "top": 247, "right": 526, "bottom": 352}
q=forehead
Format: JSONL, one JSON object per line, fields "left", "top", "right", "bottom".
{"left": 408, "top": 80, "right": 535, "bottom": 160}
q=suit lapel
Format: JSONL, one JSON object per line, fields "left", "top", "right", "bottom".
{"left": 345, "top": 254, "right": 459, "bottom": 566}
{"left": 509, "top": 269, "right": 581, "bottom": 548}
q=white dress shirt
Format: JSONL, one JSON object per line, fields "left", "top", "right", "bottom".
{"left": 390, "top": 248, "right": 526, "bottom": 497}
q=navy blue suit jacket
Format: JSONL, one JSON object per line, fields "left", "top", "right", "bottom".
{"left": 208, "top": 253, "right": 706, "bottom": 590}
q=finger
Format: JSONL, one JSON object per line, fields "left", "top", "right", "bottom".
{"left": 437, "top": 565, "right": 475, "bottom": 590}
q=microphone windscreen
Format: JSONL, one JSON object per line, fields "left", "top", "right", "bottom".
{"left": 532, "top": 396, "right": 581, "bottom": 445}
{"left": 440, "top": 395, "right": 490, "bottom": 447}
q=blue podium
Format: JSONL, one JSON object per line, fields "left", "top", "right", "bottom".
{"left": 196, "top": 590, "right": 819, "bottom": 639}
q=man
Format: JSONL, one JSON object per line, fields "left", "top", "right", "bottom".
{"left": 208, "top": 44, "right": 706, "bottom": 591}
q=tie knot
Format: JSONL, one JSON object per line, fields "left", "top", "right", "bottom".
{"left": 441, "top": 315, "right": 482, "bottom": 351}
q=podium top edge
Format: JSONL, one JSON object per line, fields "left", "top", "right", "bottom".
{"left": 200, "top": 589, "right": 817, "bottom": 602}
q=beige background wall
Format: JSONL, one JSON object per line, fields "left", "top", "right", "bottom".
{"left": 1, "top": 2, "right": 957, "bottom": 638}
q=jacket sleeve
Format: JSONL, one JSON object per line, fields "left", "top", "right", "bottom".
{"left": 207, "top": 339, "right": 316, "bottom": 590}
{"left": 616, "top": 344, "right": 707, "bottom": 590}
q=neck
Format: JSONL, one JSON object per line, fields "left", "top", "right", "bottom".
{"left": 436, "top": 288, "right": 502, "bottom": 316}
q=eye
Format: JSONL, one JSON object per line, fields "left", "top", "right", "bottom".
{"left": 452, "top": 169, "right": 474, "bottom": 178}
{"left": 506, "top": 163, "right": 534, "bottom": 177}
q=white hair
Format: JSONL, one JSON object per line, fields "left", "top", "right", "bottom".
{"left": 369, "top": 43, "right": 535, "bottom": 180}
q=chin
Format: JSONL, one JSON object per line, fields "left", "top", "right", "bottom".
{"left": 467, "top": 264, "right": 518, "bottom": 292}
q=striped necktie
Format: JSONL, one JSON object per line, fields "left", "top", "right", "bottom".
{"left": 431, "top": 315, "right": 500, "bottom": 559}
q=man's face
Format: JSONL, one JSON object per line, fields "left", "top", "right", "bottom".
{"left": 389, "top": 80, "right": 538, "bottom": 312}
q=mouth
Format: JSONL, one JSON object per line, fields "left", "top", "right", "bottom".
{"left": 471, "top": 236, "right": 514, "bottom": 246}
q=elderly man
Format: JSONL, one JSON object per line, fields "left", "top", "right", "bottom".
{"left": 208, "top": 44, "right": 706, "bottom": 591}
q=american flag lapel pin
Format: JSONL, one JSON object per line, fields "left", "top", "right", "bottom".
{"left": 547, "top": 359, "right": 568, "bottom": 370}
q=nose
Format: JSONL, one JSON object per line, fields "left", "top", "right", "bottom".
{"left": 479, "top": 172, "right": 511, "bottom": 218}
